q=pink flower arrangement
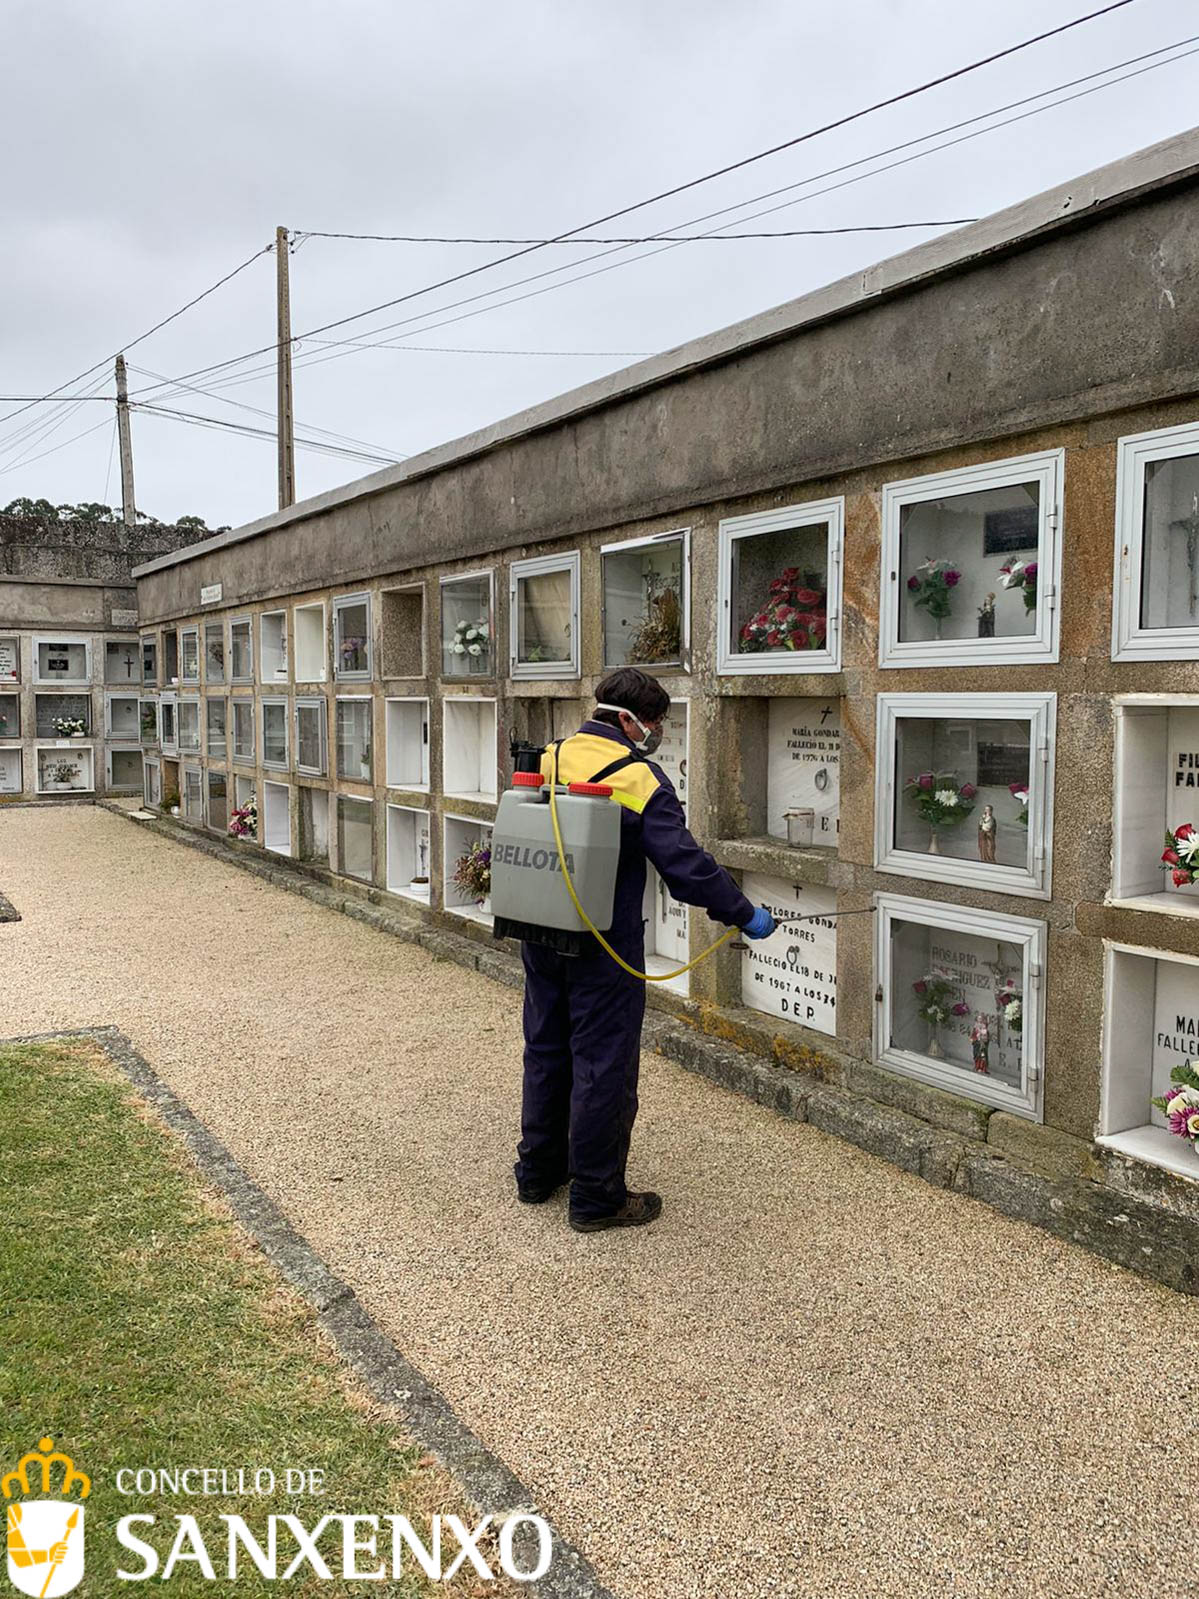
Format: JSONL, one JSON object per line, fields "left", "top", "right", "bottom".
{"left": 739, "top": 567, "right": 828, "bottom": 654}
{"left": 1010, "top": 781, "right": 1030, "bottom": 827}
{"left": 999, "top": 559, "right": 1038, "bottom": 612}
{"left": 906, "top": 558, "right": 962, "bottom": 623}
{"left": 903, "top": 772, "right": 976, "bottom": 831}
{"left": 1162, "top": 822, "right": 1199, "bottom": 888}
{"left": 228, "top": 799, "right": 257, "bottom": 841}
{"left": 1151, "top": 1062, "right": 1199, "bottom": 1160}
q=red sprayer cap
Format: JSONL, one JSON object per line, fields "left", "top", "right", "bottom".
{"left": 512, "top": 772, "right": 545, "bottom": 788}
{"left": 568, "top": 782, "right": 614, "bottom": 797}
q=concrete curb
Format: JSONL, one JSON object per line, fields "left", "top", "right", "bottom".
{"left": 101, "top": 802, "right": 1199, "bottom": 1297}
{"left": 3, "top": 1024, "right": 620, "bottom": 1599}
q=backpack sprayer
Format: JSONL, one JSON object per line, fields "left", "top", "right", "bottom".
{"left": 492, "top": 736, "right": 875, "bottom": 982}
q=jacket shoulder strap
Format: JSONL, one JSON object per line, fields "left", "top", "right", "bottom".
{"left": 588, "top": 750, "right": 645, "bottom": 784}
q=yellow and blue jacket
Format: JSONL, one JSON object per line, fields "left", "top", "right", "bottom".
{"left": 541, "top": 720, "right": 753, "bottom": 941}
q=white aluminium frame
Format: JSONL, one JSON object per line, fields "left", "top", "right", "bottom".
{"left": 716, "top": 499, "right": 844, "bottom": 676}
{"left": 874, "top": 692, "right": 1056, "bottom": 900}
{"left": 333, "top": 592, "right": 373, "bottom": 682}
{"left": 874, "top": 891, "right": 1046, "bottom": 1121}
{"left": 176, "top": 695, "right": 201, "bottom": 754}
{"left": 32, "top": 634, "right": 92, "bottom": 685}
{"left": 229, "top": 616, "right": 254, "bottom": 683}
{"left": 231, "top": 696, "right": 255, "bottom": 764}
{"left": 35, "top": 743, "right": 95, "bottom": 795}
{"left": 105, "top": 744, "right": 143, "bottom": 789}
{"left": 294, "top": 696, "right": 328, "bottom": 777}
{"left": 1112, "top": 419, "right": 1199, "bottom": 660}
{"left": 335, "top": 693, "right": 374, "bottom": 783}
{"left": 138, "top": 697, "right": 160, "bottom": 747}
{"left": 879, "top": 449, "right": 1063, "bottom": 668}
{"left": 259, "top": 609, "right": 289, "bottom": 685}
{"left": 179, "top": 626, "right": 201, "bottom": 684}
{"left": 260, "top": 695, "right": 290, "bottom": 771}
{"left": 509, "top": 552, "right": 581, "bottom": 680}
{"left": 600, "top": 528, "right": 691, "bottom": 671}
{"left": 160, "top": 692, "right": 178, "bottom": 755}
{"left": 104, "top": 691, "right": 141, "bottom": 740}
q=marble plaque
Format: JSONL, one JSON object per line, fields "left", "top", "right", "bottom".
{"left": 740, "top": 871, "right": 836, "bottom": 1033}
{"left": 766, "top": 699, "right": 840, "bottom": 843}
{"left": 655, "top": 700, "right": 688, "bottom": 803}
{"left": 1152, "top": 958, "right": 1199, "bottom": 1109}
{"left": 0, "top": 639, "right": 17, "bottom": 682}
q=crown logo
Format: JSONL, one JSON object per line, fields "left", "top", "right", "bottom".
{"left": 2, "top": 1442, "right": 90, "bottom": 1505}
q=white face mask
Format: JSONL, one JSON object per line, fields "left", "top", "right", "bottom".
{"left": 594, "top": 702, "right": 663, "bottom": 755}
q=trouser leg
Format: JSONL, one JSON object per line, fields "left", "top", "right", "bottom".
{"left": 514, "top": 942, "right": 573, "bottom": 1189}
{"left": 566, "top": 934, "right": 647, "bottom": 1219}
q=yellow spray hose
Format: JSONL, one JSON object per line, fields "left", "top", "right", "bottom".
{"left": 547, "top": 746, "right": 738, "bottom": 983}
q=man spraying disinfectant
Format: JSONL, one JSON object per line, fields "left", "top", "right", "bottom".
{"left": 503, "top": 668, "right": 777, "bottom": 1232}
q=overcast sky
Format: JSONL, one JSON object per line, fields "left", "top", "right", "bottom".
{"left": 2, "top": 0, "right": 1196, "bottom": 529}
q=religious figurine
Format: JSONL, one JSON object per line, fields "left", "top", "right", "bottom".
{"left": 970, "top": 1014, "right": 990, "bottom": 1074}
{"left": 977, "top": 592, "right": 996, "bottom": 638}
{"left": 978, "top": 804, "right": 997, "bottom": 863}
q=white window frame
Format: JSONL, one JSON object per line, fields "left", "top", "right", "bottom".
{"left": 385, "top": 696, "right": 430, "bottom": 791}
{"left": 335, "top": 792, "right": 374, "bottom": 881}
{"left": 259, "top": 609, "right": 289, "bottom": 685}
{"left": 229, "top": 617, "right": 254, "bottom": 684}
{"left": 0, "top": 747, "right": 20, "bottom": 796}
{"left": 0, "top": 635, "right": 19, "bottom": 684}
{"left": 509, "top": 553, "right": 581, "bottom": 681}
{"left": 0, "top": 690, "right": 20, "bottom": 741}
{"left": 260, "top": 696, "right": 290, "bottom": 771}
{"left": 294, "top": 696, "right": 328, "bottom": 777}
{"left": 600, "top": 528, "right": 691, "bottom": 671}
{"left": 204, "top": 621, "right": 225, "bottom": 684}
{"left": 179, "top": 626, "right": 200, "bottom": 684}
{"left": 103, "top": 637, "right": 141, "bottom": 687}
{"left": 874, "top": 692, "right": 1056, "bottom": 900}
{"left": 182, "top": 764, "right": 204, "bottom": 822}
{"left": 206, "top": 767, "right": 229, "bottom": 833}
{"left": 879, "top": 451, "right": 1063, "bottom": 668}
{"left": 35, "top": 743, "right": 95, "bottom": 795}
{"left": 293, "top": 600, "right": 327, "bottom": 683}
{"left": 206, "top": 696, "right": 228, "bottom": 760}
{"left": 105, "top": 745, "right": 142, "bottom": 790}
{"left": 143, "top": 754, "right": 161, "bottom": 808}
{"left": 139, "top": 697, "right": 160, "bottom": 747}
{"left": 34, "top": 691, "right": 92, "bottom": 740}
{"left": 141, "top": 635, "right": 157, "bottom": 687}
{"left": 32, "top": 634, "right": 92, "bottom": 686}
{"left": 1098, "top": 940, "right": 1199, "bottom": 1180}
{"left": 177, "top": 696, "right": 201, "bottom": 754}
{"left": 1111, "top": 693, "right": 1199, "bottom": 919}
{"left": 333, "top": 592, "right": 373, "bottom": 682}
{"left": 717, "top": 500, "right": 844, "bottom": 676}
{"left": 335, "top": 694, "right": 374, "bottom": 783}
{"left": 386, "top": 802, "right": 432, "bottom": 901}
{"left": 160, "top": 692, "right": 178, "bottom": 755}
{"left": 231, "top": 697, "right": 255, "bottom": 765}
{"left": 440, "top": 570, "right": 494, "bottom": 679}
{"left": 1112, "top": 420, "right": 1199, "bottom": 660}
{"left": 874, "top": 891, "right": 1045, "bottom": 1121}
{"left": 104, "top": 692, "right": 141, "bottom": 741}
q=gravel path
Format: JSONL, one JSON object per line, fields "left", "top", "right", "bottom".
{"left": 2, "top": 806, "right": 1197, "bottom": 1599}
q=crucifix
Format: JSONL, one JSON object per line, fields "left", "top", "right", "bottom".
{"left": 1168, "top": 492, "right": 1199, "bottom": 617}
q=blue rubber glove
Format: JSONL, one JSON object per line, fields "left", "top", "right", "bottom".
{"left": 743, "top": 906, "right": 777, "bottom": 940}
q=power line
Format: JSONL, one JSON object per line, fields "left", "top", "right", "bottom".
{"left": 128, "top": 0, "right": 1142, "bottom": 399}
{"left": 131, "top": 403, "right": 402, "bottom": 467}
{"left": 0, "top": 417, "right": 113, "bottom": 478}
{"left": 296, "top": 219, "right": 979, "bottom": 244}
{"left": 0, "top": 243, "right": 271, "bottom": 438}
{"left": 202, "top": 36, "right": 1198, "bottom": 390}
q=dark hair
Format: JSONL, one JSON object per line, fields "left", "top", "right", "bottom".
{"left": 594, "top": 667, "right": 671, "bottom": 727}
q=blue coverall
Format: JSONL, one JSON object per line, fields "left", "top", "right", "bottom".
{"left": 515, "top": 719, "right": 755, "bottom": 1219}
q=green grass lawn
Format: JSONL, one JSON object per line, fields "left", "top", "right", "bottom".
{"left": 0, "top": 1040, "right": 503, "bottom": 1597}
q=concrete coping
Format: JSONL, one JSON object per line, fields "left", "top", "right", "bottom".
{"left": 132, "top": 126, "right": 1199, "bottom": 581}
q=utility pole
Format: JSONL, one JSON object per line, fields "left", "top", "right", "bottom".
{"left": 114, "top": 353, "right": 136, "bottom": 528}
{"left": 276, "top": 225, "right": 296, "bottom": 509}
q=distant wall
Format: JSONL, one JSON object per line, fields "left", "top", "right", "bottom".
{"left": 0, "top": 517, "right": 209, "bottom": 588}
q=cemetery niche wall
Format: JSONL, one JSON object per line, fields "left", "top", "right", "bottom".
{"left": 1112, "top": 697, "right": 1199, "bottom": 913}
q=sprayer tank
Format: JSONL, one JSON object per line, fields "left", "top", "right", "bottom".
{"left": 490, "top": 784, "right": 621, "bottom": 934}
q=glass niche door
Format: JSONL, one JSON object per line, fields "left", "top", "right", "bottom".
{"left": 1114, "top": 421, "right": 1199, "bottom": 659}
{"left": 880, "top": 451, "right": 1062, "bottom": 667}
{"left": 441, "top": 571, "right": 494, "bottom": 678}
{"left": 717, "top": 501, "right": 843, "bottom": 674}
{"left": 876, "top": 893, "right": 1045, "bottom": 1119}
{"left": 875, "top": 693, "right": 1055, "bottom": 899}
{"left": 601, "top": 531, "right": 689, "bottom": 670}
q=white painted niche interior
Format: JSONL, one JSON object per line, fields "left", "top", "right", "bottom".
{"left": 1113, "top": 698, "right": 1199, "bottom": 915}
{"left": 444, "top": 814, "right": 493, "bottom": 924}
{"left": 36, "top": 745, "right": 94, "bottom": 794}
{"left": 387, "top": 804, "right": 432, "bottom": 900}
{"left": 737, "top": 697, "right": 841, "bottom": 845}
{"left": 642, "top": 867, "right": 689, "bottom": 996}
{"left": 1099, "top": 944, "right": 1199, "bottom": 1181}
{"left": 106, "top": 694, "right": 140, "bottom": 739}
{"left": 293, "top": 602, "right": 326, "bottom": 682}
{"left": 262, "top": 779, "right": 291, "bottom": 856}
{"left": 385, "top": 698, "right": 430, "bottom": 790}
{"left": 0, "top": 749, "right": 22, "bottom": 795}
{"left": 443, "top": 696, "right": 497, "bottom": 802}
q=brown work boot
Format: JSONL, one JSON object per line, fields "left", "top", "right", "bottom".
{"left": 569, "top": 1191, "right": 663, "bottom": 1233}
